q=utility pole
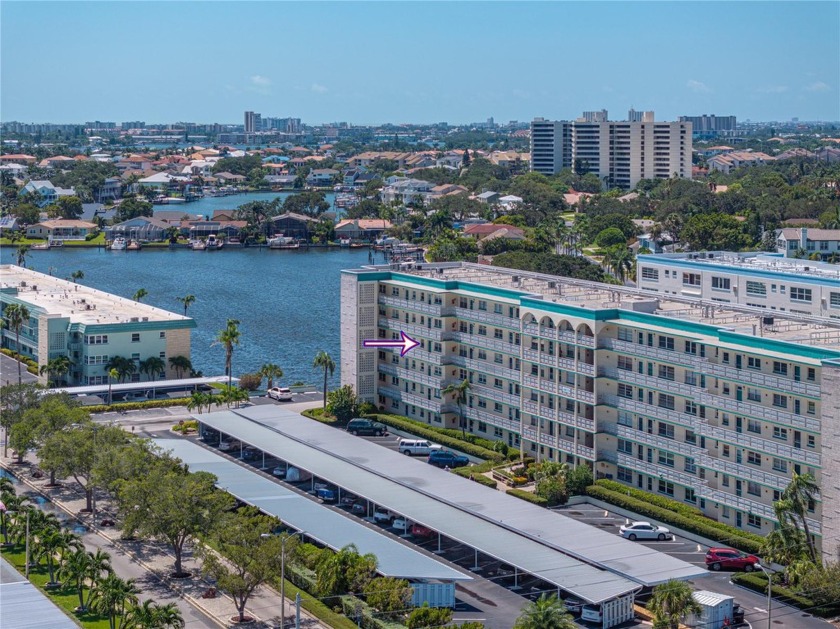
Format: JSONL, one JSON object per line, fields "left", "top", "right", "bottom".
{"left": 295, "top": 593, "right": 301, "bottom": 629}
{"left": 24, "top": 510, "right": 30, "bottom": 578}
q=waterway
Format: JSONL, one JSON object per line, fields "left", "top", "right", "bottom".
{"left": 6, "top": 247, "right": 377, "bottom": 387}
{"left": 154, "top": 191, "right": 339, "bottom": 219}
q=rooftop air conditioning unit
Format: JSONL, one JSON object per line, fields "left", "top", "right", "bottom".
{"left": 142, "top": 317, "right": 149, "bottom": 322}
{"left": 762, "top": 316, "right": 775, "bottom": 326}
{"left": 20, "top": 281, "right": 26, "bottom": 287}
{"left": 130, "top": 317, "right": 139, "bottom": 322}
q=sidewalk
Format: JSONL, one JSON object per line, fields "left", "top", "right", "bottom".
{"left": 2, "top": 455, "right": 327, "bottom": 629}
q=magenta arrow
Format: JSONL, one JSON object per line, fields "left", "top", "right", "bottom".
{"left": 363, "top": 331, "right": 420, "bottom": 356}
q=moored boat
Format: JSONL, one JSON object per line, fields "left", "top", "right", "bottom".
{"left": 109, "top": 237, "right": 127, "bottom": 250}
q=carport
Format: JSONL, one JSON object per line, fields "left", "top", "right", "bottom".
{"left": 154, "top": 438, "right": 471, "bottom": 608}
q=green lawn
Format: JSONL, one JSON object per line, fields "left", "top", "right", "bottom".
{"left": 0, "top": 544, "right": 111, "bottom": 629}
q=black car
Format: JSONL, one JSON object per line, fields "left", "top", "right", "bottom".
{"left": 346, "top": 418, "right": 386, "bottom": 436}
{"left": 428, "top": 450, "right": 469, "bottom": 468}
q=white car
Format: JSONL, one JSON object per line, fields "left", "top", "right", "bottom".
{"left": 391, "top": 517, "right": 409, "bottom": 532}
{"left": 373, "top": 509, "right": 394, "bottom": 525}
{"left": 267, "top": 387, "right": 293, "bottom": 401}
{"left": 619, "top": 521, "right": 672, "bottom": 541}
{"left": 581, "top": 605, "right": 602, "bottom": 624}
{"left": 271, "top": 466, "right": 287, "bottom": 478}
{"left": 218, "top": 441, "right": 233, "bottom": 452}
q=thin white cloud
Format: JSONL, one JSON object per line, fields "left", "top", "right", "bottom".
{"left": 311, "top": 83, "right": 328, "bottom": 94}
{"left": 757, "top": 85, "right": 789, "bottom": 94}
{"left": 805, "top": 81, "right": 830, "bottom": 92}
{"left": 686, "top": 79, "right": 712, "bottom": 94}
{"left": 250, "top": 75, "right": 271, "bottom": 87}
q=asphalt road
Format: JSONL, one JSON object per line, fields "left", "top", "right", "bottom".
{"left": 0, "top": 352, "right": 38, "bottom": 386}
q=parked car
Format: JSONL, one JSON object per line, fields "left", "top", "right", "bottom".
{"left": 218, "top": 441, "right": 233, "bottom": 452}
{"left": 732, "top": 602, "right": 745, "bottom": 624}
{"left": 346, "top": 418, "right": 386, "bottom": 436}
{"left": 409, "top": 523, "right": 435, "bottom": 539}
{"left": 271, "top": 466, "right": 287, "bottom": 478}
{"left": 339, "top": 495, "right": 358, "bottom": 508}
{"left": 619, "top": 521, "right": 672, "bottom": 541}
{"left": 564, "top": 597, "right": 584, "bottom": 615}
{"left": 398, "top": 439, "right": 442, "bottom": 456}
{"left": 391, "top": 517, "right": 409, "bottom": 532}
{"left": 428, "top": 450, "right": 470, "bottom": 469}
{"left": 241, "top": 447, "right": 260, "bottom": 461}
{"left": 267, "top": 387, "right": 293, "bottom": 401}
{"left": 121, "top": 391, "right": 148, "bottom": 402}
{"left": 373, "top": 508, "right": 394, "bottom": 524}
{"left": 351, "top": 503, "right": 366, "bottom": 516}
{"left": 315, "top": 487, "right": 337, "bottom": 503}
{"left": 705, "top": 548, "right": 760, "bottom": 572}
{"left": 285, "top": 467, "right": 312, "bottom": 482}
{"left": 581, "top": 605, "right": 602, "bottom": 624}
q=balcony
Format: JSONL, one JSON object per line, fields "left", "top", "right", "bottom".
{"left": 405, "top": 349, "right": 447, "bottom": 365}
{"left": 522, "top": 375, "right": 595, "bottom": 403}
{"left": 453, "top": 307, "right": 520, "bottom": 330}
{"left": 378, "top": 363, "right": 446, "bottom": 388}
{"left": 470, "top": 383, "right": 521, "bottom": 407}
{"left": 449, "top": 355, "right": 520, "bottom": 381}
{"left": 701, "top": 424, "right": 821, "bottom": 467}
{"left": 522, "top": 400, "right": 595, "bottom": 431}
{"left": 600, "top": 394, "right": 701, "bottom": 428}
{"left": 522, "top": 349, "right": 594, "bottom": 375}
{"left": 617, "top": 453, "right": 707, "bottom": 492}
{"left": 616, "top": 425, "right": 702, "bottom": 458}
{"left": 704, "top": 361, "right": 820, "bottom": 398}
{"left": 464, "top": 406, "right": 520, "bottom": 433}
{"left": 698, "top": 392, "right": 820, "bottom": 432}
{"left": 705, "top": 489, "right": 778, "bottom": 523}
{"left": 522, "top": 427, "right": 595, "bottom": 460}
{"left": 378, "top": 295, "right": 450, "bottom": 316}
{"left": 379, "top": 318, "right": 450, "bottom": 342}
{"left": 378, "top": 386, "right": 454, "bottom": 414}
{"left": 599, "top": 367, "right": 700, "bottom": 397}
{"left": 450, "top": 332, "right": 519, "bottom": 355}
{"left": 599, "top": 338, "right": 705, "bottom": 366}
{"left": 699, "top": 455, "right": 789, "bottom": 492}
{"left": 522, "top": 323, "right": 594, "bottom": 347}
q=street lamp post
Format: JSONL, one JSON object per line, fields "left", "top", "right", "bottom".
{"left": 280, "top": 531, "right": 304, "bottom": 629}
{"left": 757, "top": 563, "right": 772, "bottom": 629}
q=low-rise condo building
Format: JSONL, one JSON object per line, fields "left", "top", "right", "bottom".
{"left": 1, "top": 266, "right": 196, "bottom": 386}
{"left": 341, "top": 261, "right": 840, "bottom": 560}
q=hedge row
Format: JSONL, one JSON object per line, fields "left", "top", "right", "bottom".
{"left": 86, "top": 398, "right": 191, "bottom": 413}
{"left": 731, "top": 573, "right": 840, "bottom": 618}
{"left": 301, "top": 408, "right": 340, "bottom": 424}
{"left": 364, "top": 413, "right": 503, "bottom": 461}
{"left": 1, "top": 348, "right": 39, "bottom": 374}
{"left": 366, "top": 412, "right": 515, "bottom": 455}
{"left": 506, "top": 488, "right": 548, "bottom": 506}
{"left": 470, "top": 474, "right": 499, "bottom": 489}
{"left": 595, "top": 479, "right": 704, "bottom": 517}
{"left": 586, "top": 485, "right": 763, "bottom": 555}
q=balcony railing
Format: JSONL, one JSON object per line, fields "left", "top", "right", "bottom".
{"left": 699, "top": 455, "right": 789, "bottom": 492}
{"left": 449, "top": 355, "right": 521, "bottom": 381}
{"left": 616, "top": 425, "right": 702, "bottom": 458}
{"left": 522, "top": 323, "right": 595, "bottom": 347}
{"left": 701, "top": 424, "right": 821, "bottom": 467}
{"left": 453, "top": 307, "right": 520, "bottom": 330}
{"left": 464, "top": 406, "right": 520, "bottom": 433}
{"left": 599, "top": 367, "right": 700, "bottom": 397}
{"left": 378, "top": 364, "right": 446, "bottom": 388}
{"left": 522, "top": 400, "right": 595, "bottom": 431}
{"left": 470, "top": 383, "right": 521, "bottom": 407}
{"left": 522, "top": 349, "right": 595, "bottom": 375}
{"left": 617, "top": 453, "right": 707, "bottom": 493}
{"left": 599, "top": 338, "right": 705, "bottom": 366}
{"left": 599, "top": 394, "right": 700, "bottom": 428}
{"left": 522, "top": 375, "right": 595, "bottom": 403}
{"left": 698, "top": 392, "right": 820, "bottom": 432}
{"left": 450, "top": 332, "right": 520, "bottom": 355}
{"left": 522, "top": 427, "right": 595, "bottom": 459}
{"left": 378, "top": 295, "right": 450, "bottom": 316}
{"left": 379, "top": 319, "right": 450, "bottom": 342}
{"left": 704, "top": 361, "right": 821, "bottom": 398}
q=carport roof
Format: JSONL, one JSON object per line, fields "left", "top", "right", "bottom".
{"left": 153, "top": 438, "right": 471, "bottom": 582}
{"left": 191, "top": 407, "right": 697, "bottom": 604}
{"left": 1, "top": 557, "right": 79, "bottom": 629}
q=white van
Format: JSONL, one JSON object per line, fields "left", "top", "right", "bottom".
{"left": 285, "top": 467, "right": 313, "bottom": 482}
{"left": 581, "top": 605, "right": 602, "bottom": 624}
{"left": 398, "top": 439, "right": 442, "bottom": 456}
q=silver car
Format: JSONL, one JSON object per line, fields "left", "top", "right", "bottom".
{"left": 619, "top": 521, "right": 671, "bottom": 541}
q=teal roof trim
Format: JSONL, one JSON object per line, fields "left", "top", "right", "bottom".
{"left": 75, "top": 319, "right": 197, "bottom": 334}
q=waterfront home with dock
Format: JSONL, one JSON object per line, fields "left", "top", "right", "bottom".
{"left": 26, "top": 219, "right": 97, "bottom": 241}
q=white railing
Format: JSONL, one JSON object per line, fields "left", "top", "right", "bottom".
{"left": 463, "top": 407, "right": 520, "bottom": 433}
{"left": 522, "top": 324, "right": 595, "bottom": 346}
{"left": 600, "top": 368, "right": 700, "bottom": 397}
{"left": 703, "top": 361, "right": 820, "bottom": 398}
{"left": 600, "top": 338, "right": 705, "bottom": 366}
{"left": 470, "top": 383, "right": 521, "bottom": 407}
{"left": 522, "top": 349, "right": 595, "bottom": 375}
{"left": 697, "top": 392, "right": 821, "bottom": 432}
{"left": 618, "top": 453, "right": 707, "bottom": 492}
{"left": 699, "top": 455, "right": 789, "bottom": 492}
{"left": 379, "top": 319, "right": 449, "bottom": 341}
{"left": 616, "top": 425, "right": 701, "bottom": 458}
{"left": 453, "top": 307, "right": 520, "bottom": 330}
{"left": 705, "top": 489, "right": 778, "bottom": 523}
{"left": 522, "top": 375, "right": 595, "bottom": 404}
{"left": 701, "top": 424, "right": 821, "bottom": 466}
{"left": 450, "top": 332, "right": 520, "bottom": 354}
{"left": 600, "top": 395, "right": 700, "bottom": 428}
{"left": 378, "top": 295, "right": 449, "bottom": 316}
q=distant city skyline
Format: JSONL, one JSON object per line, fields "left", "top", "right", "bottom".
{"left": 2, "top": 2, "right": 838, "bottom": 124}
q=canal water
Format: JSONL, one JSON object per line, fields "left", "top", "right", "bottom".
{"left": 154, "top": 191, "right": 339, "bottom": 219}
{"left": 7, "top": 247, "right": 378, "bottom": 387}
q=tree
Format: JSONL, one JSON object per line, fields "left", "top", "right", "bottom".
{"left": 177, "top": 294, "right": 195, "bottom": 316}
{"left": 0, "top": 382, "right": 42, "bottom": 457}
{"left": 90, "top": 574, "right": 140, "bottom": 629}
{"left": 443, "top": 379, "right": 471, "bottom": 439}
{"left": 601, "top": 245, "right": 635, "bottom": 284}
{"left": 33, "top": 527, "right": 82, "bottom": 585}
{"left": 258, "top": 363, "right": 283, "bottom": 389}
{"left": 4, "top": 303, "right": 30, "bottom": 385}
{"left": 113, "top": 196, "right": 153, "bottom": 223}
{"left": 168, "top": 355, "right": 192, "bottom": 379}
{"left": 187, "top": 390, "right": 213, "bottom": 414}
{"left": 326, "top": 384, "right": 360, "bottom": 422}
{"left": 198, "top": 507, "right": 286, "bottom": 623}
{"left": 116, "top": 462, "right": 233, "bottom": 577}
{"left": 70, "top": 270, "right": 85, "bottom": 283}
{"left": 315, "top": 543, "right": 378, "bottom": 598}
{"left": 779, "top": 472, "right": 820, "bottom": 564}
{"left": 139, "top": 356, "right": 166, "bottom": 381}
{"left": 107, "top": 367, "right": 119, "bottom": 404}
{"left": 132, "top": 288, "right": 148, "bottom": 302}
{"left": 647, "top": 579, "right": 702, "bottom": 629}
{"left": 25, "top": 393, "right": 88, "bottom": 484}
{"left": 566, "top": 464, "right": 593, "bottom": 496}
{"left": 50, "top": 196, "right": 84, "bottom": 220}
{"left": 58, "top": 547, "right": 112, "bottom": 612}
{"left": 594, "top": 227, "right": 627, "bottom": 248}
{"left": 124, "top": 600, "right": 185, "bottom": 629}
{"left": 214, "top": 319, "right": 241, "bottom": 389}
{"left": 407, "top": 604, "right": 453, "bottom": 629}
{"left": 105, "top": 356, "right": 135, "bottom": 383}
{"left": 462, "top": 148, "right": 471, "bottom": 168}
{"left": 513, "top": 594, "right": 576, "bottom": 629}
{"left": 312, "top": 350, "right": 336, "bottom": 409}
{"left": 363, "top": 577, "right": 412, "bottom": 619}
{"left": 39, "top": 355, "right": 72, "bottom": 387}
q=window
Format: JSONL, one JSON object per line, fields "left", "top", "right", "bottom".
{"left": 747, "top": 388, "right": 761, "bottom": 402}
{"left": 712, "top": 276, "right": 731, "bottom": 290}
{"left": 747, "top": 419, "right": 761, "bottom": 434}
{"left": 493, "top": 303, "right": 503, "bottom": 314}
{"left": 618, "top": 383, "right": 633, "bottom": 399}
{"left": 685, "top": 401, "right": 698, "bottom": 416}
{"left": 477, "top": 325, "right": 487, "bottom": 336}
{"left": 807, "top": 401, "right": 816, "bottom": 415}
{"left": 684, "top": 457, "right": 697, "bottom": 474}
{"left": 658, "top": 365, "right": 675, "bottom": 381}
{"left": 617, "top": 466, "right": 633, "bottom": 482}
{"left": 790, "top": 287, "right": 812, "bottom": 303}
{"left": 772, "top": 458, "right": 788, "bottom": 473}
{"left": 494, "top": 353, "right": 503, "bottom": 364}
{"left": 808, "top": 435, "right": 816, "bottom": 448}
{"left": 658, "top": 451, "right": 675, "bottom": 467}
{"left": 722, "top": 474, "right": 730, "bottom": 487}
{"left": 747, "top": 514, "right": 762, "bottom": 529}
{"left": 494, "top": 328, "right": 503, "bottom": 339}
{"left": 684, "top": 341, "right": 704, "bottom": 356}
{"left": 658, "top": 336, "right": 675, "bottom": 351}
{"left": 477, "top": 374, "right": 487, "bottom": 385}
{"left": 682, "top": 273, "right": 701, "bottom": 286}
{"left": 773, "top": 361, "right": 788, "bottom": 376}
{"left": 658, "top": 423, "right": 675, "bottom": 439}
{"left": 85, "top": 335, "right": 109, "bottom": 345}
{"left": 773, "top": 427, "right": 788, "bottom": 440}
{"left": 618, "top": 411, "right": 633, "bottom": 427}
{"left": 618, "top": 438, "right": 633, "bottom": 454}
{"left": 807, "top": 367, "right": 816, "bottom": 382}
{"left": 641, "top": 267, "right": 659, "bottom": 281}
{"left": 747, "top": 356, "right": 761, "bottom": 370}
{"left": 131, "top": 333, "right": 140, "bottom": 343}
{"left": 685, "top": 430, "right": 697, "bottom": 445}
{"left": 747, "top": 451, "right": 761, "bottom": 466}
{"left": 159, "top": 331, "right": 166, "bottom": 339}
{"left": 747, "top": 481, "right": 761, "bottom": 497}
{"left": 722, "top": 444, "right": 730, "bottom": 458}
{"left": 478, "top": 300, "right": 487, "bottom": 311}
{"left": 658, "top": 479, "right": 675, "bottom": 496}
{"left": 684, "top": 371, "right": 698, "bottom": 386}
{"left": 657, "top": 393, "right": 675, "bottom": 410}
{"left": 685, "top": 488, "right": 696, "bottom": 503}
{"left": 617, "top": 356, "right": 633, "bottom": 371}
{"left": 772, "top": 394, "right": 788, "bottom": 409}
{"left": 831, "top": 293, "right": 840, "bottom": 308}
{"left": 493, "top": 378, "right": 503, "bottom": 389}
{"left": 746, "top": 281, "right": 767, "bottom": 297}
{"left": 617, "top": 327, "right": 633, "bottom": 342}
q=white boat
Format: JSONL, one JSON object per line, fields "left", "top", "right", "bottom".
{"left": 110, "top": 237, "right": 127, "bottom": 250}
{"left": 206, "top": 234, "right": 224, "bottom": 249}
{"left": 268, "top": 235, "right": 296, "bottom": 249}
{"left": 191, "top": 239, "right": 207, "bottom": 251}
{"left": 339, "top": 238, "right": 351, "bottom": 247}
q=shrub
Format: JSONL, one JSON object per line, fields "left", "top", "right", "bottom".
{"left": 237, "top": 372, "right": 262, "bottom": 391}
{"left": 586, "top": 485, "right": 763, "bottom": 554}
{"left": 595, "top": 227, "right": 627, "bottom": 248}
{"left": 731, "top": 573, "right": 840, "bottom": 618}
{"left": 302, "top": 407, "right": 339, "bottom": 424}
{"left": 469, "top": 474, "right": 499, "bottom": 489}
{"left": 1, "top": 348, "right": 39, "bottom": 374}
{"left": 506, "top": 488, "right": 548, "bottom": 506}
{"left": 567, "top": 465, "right": 593, "bottom": 496}
{"left": 172, "top": 419, "right": 198, "bottom": 433}
{"left": 86, "top": 397, "right": 192, "bottom": 413}
{"left": 327, "top": 385, "right": 360, "bottom": 422}
{"left": 595, "top": 479, "right": 704, "bottom": 517}
{"left": 407, "top": 604, "right": 452, "bottom": 629}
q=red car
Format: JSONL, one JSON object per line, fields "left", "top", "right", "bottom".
{"left": 705, "top": 547, "right": 760, "bottom": 572}
{"left": 409, "top": 524, "right": 435, "bottom": 539}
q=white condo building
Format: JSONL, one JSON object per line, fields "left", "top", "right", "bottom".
{"left": 341, "top": 261, "right": 840, "bottom": 560}
{"left": 530, "top": 115, "right": 692, "bottom": 189}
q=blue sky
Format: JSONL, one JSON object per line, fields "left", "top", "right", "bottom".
{"left": 2, "top": 1, "right": 838, "bottom": 124}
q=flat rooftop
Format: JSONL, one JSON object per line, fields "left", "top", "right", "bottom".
{"left": 0, "top": 265, "right": 191, "bottom": 326}
{"left": 639, "top": 252, "right": 840, "bottom": 282}
{"left": 357, "top": 262, "right": 840, "bottom": 351}
{"left": 1, "top": 557, "right": 78, "bottom": 629}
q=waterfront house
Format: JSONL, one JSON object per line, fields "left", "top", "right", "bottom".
{"left": 183, "top": 220, "right": 247, "bottom": 240}
{"left": 776, "top": 227, "right": 840, "bottom": 260}
{"left": 20, "top": 180, "right": 77, "bottom": 207}
{"left": 334, "top": 219, "right": 392, "bottom": 241}
{"left": 137, "top": 172, "right": 189, "bottom": 190}
{"left": 268, "top": 212, "right": 318, "bottom": 239}
{"left": 306, "top": 168, "right": 339, "bottom": 187}
{"left": 26, "top": 219, "right": 97, "bottom": 240}
{"left": 97, "top": 177, "right": 122, "bottom": 202}
{"left": 155, "top": 210, "right": 202, "bottom": 224}
{"left": 106, "top": 216, "right": 170, "bottom": 242}
{"left": 0, "top": 216, "right": 20, "bottom": 234}
{"left": 462, "top": 223, "right": 525, "bottom": 242}
{"left": 265, "top": 174, "right": 297, "bottom": 188}
{"left": 379, "top": 178, "right": 434, "bottom": 205}
{"left": 214, "top": 172, "right": 247, "bottom": 185}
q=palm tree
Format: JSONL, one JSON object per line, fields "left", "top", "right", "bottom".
{"left": 781, "top": 472, "right": 820, "bottom": 563}
{"left": 139, "top": 356, "right": 166, "bottom": 381}
{"left": 90, "top": 574, "right": 140, "bottom": 629}
{"left": 70, "top": 270, "right": 85, "bottom": 283}
{"left": 107, "top": 367, "right": 120, "bottom": 405}
{"left": 648, "top": 579, "right": 702, "bottom": 629}
{"left": 4, "top": 303, "right": 31, "bottom": 385}
{"left": 168, "top": 355, "right": 192, "bottom": 379}
{"left": 16, "top": 243, "right": 30, "bottom": 268}
{"left": 177, "top": 294, "right": 195, "bottom": 316}
{"left": 132, "top": 288, "right": 148, "bottom": 302}
{"left": 259, "top": 363, "right": 284, "bottom": 390}
{"left": 105, "top": 356, "right": 135, "bottom": 384}
{"left": 312, "top": 350, "right": 335, "bottom": 409}
{"left": 602, "top": 245, "right": 635, "bottom": 284}
{"left": 58, "top": 548, "right": 93, "bottom": 611}
{"left": 213, "top": 319, "right": 241, "bottom": 389}
{"left": 33, "top": 528, "right": 82, "bottom": 585}
{"left": 124, "top": 600, "right": 185, "bottom": 629}
{"left": 513, "top": 593, "right": 576, "bottom": 629}
{"left": 84, "top": 549, "right": 114, "bottom": 610}
{"left": 39, "top": 355, "right": 72, "bottom": 387}
{"left": 187, "top": 390, "right": 208, "bottom": 415}
{"left": 443, "top": 378, "right": 471, "bottom": 439}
